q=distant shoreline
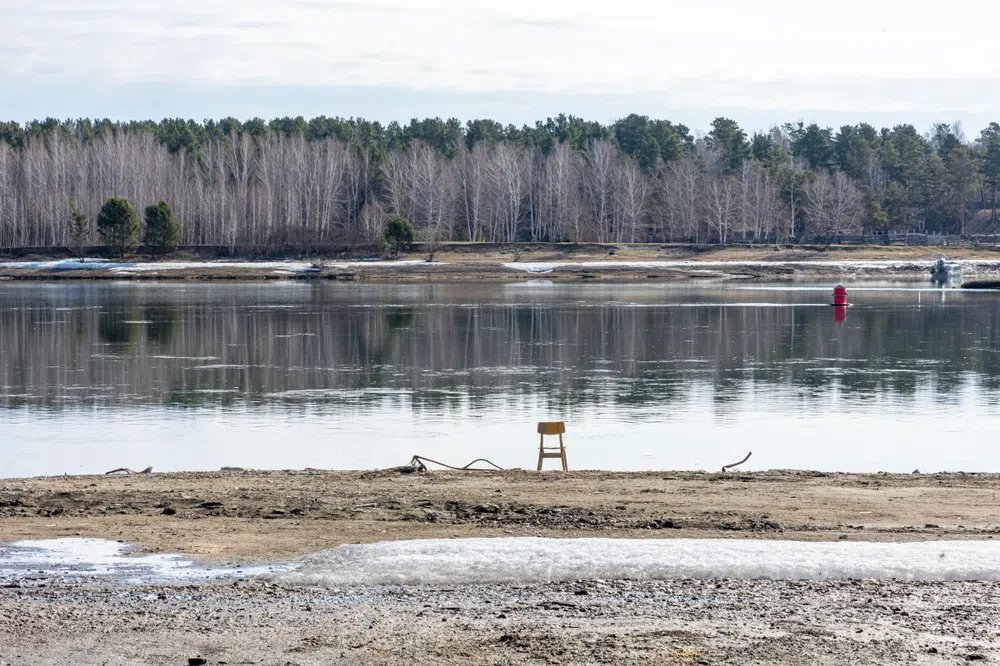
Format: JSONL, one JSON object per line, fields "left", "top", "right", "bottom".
{"left": 1, "top": 243, "right": 997, "bottom": 282}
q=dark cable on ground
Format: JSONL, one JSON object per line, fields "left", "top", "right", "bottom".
{"left": 385, "top": 455, "right": 506, "bottom": 473}
{"left": 721, "top": 451, "right": 752, "bottom": 472}
{"left": 410, "top": 455, "right": 505, "bottom": 471}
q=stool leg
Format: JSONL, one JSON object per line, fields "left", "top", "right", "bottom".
{"left": 560, "top": 433, "right": 567, "bottom": 471}
{"left": 537, "top": 434, "right": 544, "bottom": 471}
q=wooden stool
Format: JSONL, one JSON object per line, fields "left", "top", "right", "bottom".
{"left": 536, "top": 421, "right": 568, "bottom": 471}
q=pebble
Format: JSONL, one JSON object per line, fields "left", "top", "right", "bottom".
{"left": 4, "top": 572, "right": 1000, "bottom": 663}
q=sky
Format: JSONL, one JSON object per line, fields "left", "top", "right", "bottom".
{"left": 5, "top": 0, "right": 1000, "bottom": 134}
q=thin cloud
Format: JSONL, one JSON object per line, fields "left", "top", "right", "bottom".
{"left": 501, "top": 16, "right": 578, "bottom": 29}
{"left": 3, "top": 0, "right": 1000, "bottom": 131}
{"left": 291, "top": 1, "right": 370, "bottom": 10}
{"left": 14, "top": 6, "right": 158, "bottom": 19}
{"left": 229, "top": 20, "right": 285, "bottom": 30}
{"left": 291, "top": 0, "right": 444, "bottom": 14}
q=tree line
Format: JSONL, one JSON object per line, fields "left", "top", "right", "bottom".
{"left": 0, "top": 114, "right": 998, "bottom": 251}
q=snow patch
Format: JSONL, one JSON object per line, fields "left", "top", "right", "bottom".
{"left": 505, "top": 279, "right": 556, "bottom": 287}
{"left": 502, "top": 259, "right": 1000, "bottom": 273}
{"left": 0, "top": 259, "right": 127, "bottom": 271}
{"left": 0, "top": 538, "right": 286, "bottom": 584}
{"left": 278, "top": 537, "right": 1000, "bottom": 586}
{"left": 114, "top": 261, "right": 315, "bottom": 272}
{"left": 0, "top": 259, "right": 438, "bottom": 273}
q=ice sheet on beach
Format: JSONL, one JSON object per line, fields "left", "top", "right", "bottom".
{"left": 0, "top": 538, "right": 286, "bottom": 584}
{"left": 0, "top": 259, "right": 434, "bottom": 273}
{"left": 502, "top": 259, "right": 1000, "bottom": 273}
{"left": 279, "top": 537, "right": 1000, "bottom": 586}
{"left": 111, "top": 260, "right": 432, "bottom": 272}
{"left": 8, "top": 537, "right": 1000, "bottom": 587}
{"left": 0, "top": 259, "right": 125, "bottom": 271}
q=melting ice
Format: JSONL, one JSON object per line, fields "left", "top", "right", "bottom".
{"left": 280, "top": 537, "right": 1000, "bottom": 586}
{"left": 7, "top": 537, "right": 1000, "bottom": 587}
{"left": 0, "top": 538, "right": 286, "bottom": 584}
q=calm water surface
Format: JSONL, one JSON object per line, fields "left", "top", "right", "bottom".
{"left": 3, "top": 281, "right": 999, "bottom": 476}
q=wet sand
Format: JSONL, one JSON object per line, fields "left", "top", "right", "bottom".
{"left": 4, "top": 470, "right": 1000, "bottom": 664}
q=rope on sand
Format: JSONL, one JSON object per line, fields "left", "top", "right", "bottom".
{"left": 721, "top": 452, "right": 752, "bottom": 472}
{"left": 386, "top": 455, "right": 505, "bottom": 473}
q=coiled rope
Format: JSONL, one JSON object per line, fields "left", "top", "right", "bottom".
{"left": 387, "top": 455, "right": 506, "bottom": 473}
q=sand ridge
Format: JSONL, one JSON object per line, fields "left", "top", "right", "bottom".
{"left": 3, "top": 469, "right": 1000, "bottom": 561}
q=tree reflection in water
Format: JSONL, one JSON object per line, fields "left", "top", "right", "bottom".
{"left": 0, "top": 282, "right": 996, "bottom": 414}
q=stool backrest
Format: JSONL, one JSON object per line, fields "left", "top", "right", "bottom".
{"left": 537, "top": 421, "right": 566, "bottom": 435}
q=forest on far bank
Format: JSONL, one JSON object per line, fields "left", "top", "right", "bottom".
{"left": 0, "top": 114, "right": 996, "bottom": 252}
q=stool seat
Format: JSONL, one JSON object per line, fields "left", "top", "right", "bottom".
{"left": 536, "top": 421, "right": 568, "bottom": 471}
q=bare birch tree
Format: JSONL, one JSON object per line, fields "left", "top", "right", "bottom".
{"left": 804, "top": 171, "right": 863, "bottom": 241}
{"left": 582, "top": 139, "right": 617, "bottom": 242}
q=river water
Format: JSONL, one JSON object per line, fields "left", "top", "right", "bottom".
{"left": 2, "top": 281, "right": 998, "bottom": 476}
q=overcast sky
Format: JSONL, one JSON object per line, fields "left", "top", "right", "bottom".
{"left": 5, "top": 0, "right": 1000, "bottom": 134}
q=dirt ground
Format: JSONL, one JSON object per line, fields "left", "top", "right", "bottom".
{"left": 4, "top": 469, "right": 1000, "bottom": 664}
{"left": 3, "top": 577, "right": 998, "bottom": 665}
{"left": 4, "top": 469, "right": 1000, "bottom": 561}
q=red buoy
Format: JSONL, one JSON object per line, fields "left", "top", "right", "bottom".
{"left": 832, "top": 285, "right": 848, "bottom": 306}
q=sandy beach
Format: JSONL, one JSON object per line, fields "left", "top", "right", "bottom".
{"left": 3, "top": 469, "right": 1000, "bottom": 664}
{"left": 5, "top": 469, "right": 1000, "bottom": 560}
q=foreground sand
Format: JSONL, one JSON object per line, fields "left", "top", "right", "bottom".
{"left": 4, "top": 469, "right": 1000, "bottom": 560}
{"left": 3, "top": 577, "right": 996, "bottom": 665}
{"left": 4, "top": 469, "right": 1000, "bottom": 664}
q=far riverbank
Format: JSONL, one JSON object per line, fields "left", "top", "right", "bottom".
{"left": 2, "top": 243, "right": 1000, "bottom": 282}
